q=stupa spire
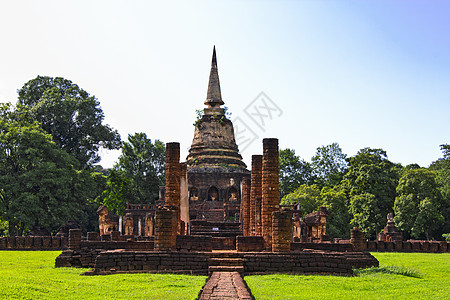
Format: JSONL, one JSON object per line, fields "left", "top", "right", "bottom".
{"left": 204, "top": 46, "right": 224, "bottom": 108}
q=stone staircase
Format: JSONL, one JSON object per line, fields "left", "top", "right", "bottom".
{"left": 208, "top": 251, "right": 244, "bottom": 275}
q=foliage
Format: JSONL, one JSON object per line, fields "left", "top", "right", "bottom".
{"left": 311, "top": 142, "right": 348, "bottom": 187}
{"left": 443, "top": 233, "right": 450, "bottom": 242}
{"left": 0, "top": 103, "right": 82, "bottom": 235}
{"left": 282, "top": 184, "right": 351, "bottom": 238}
{"left": 245, "top": 253, "right": 450, "bottom": 300}
{"left": 17, "top": 76, "right": 121, "bottom": 168}
{"left": 429, "top": 144, "right": 450, "bottom": 235}
{"left": 279, "top": 148, "right": 314, "bottom": 199}
{"left": 341, "top": 148, "right": 400, "bottom": 239}
{"left": 0, "top": 251, "right": 207, "bottom": 300}
{"left": 103, "top": 133, "right": 165, "bottom": 213}
{"left": 394, "top": 168, "right": 444, "bottom": 240}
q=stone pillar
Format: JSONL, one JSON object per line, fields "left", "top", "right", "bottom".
{"left": 138, "top": 217, "right": 142, "bottom": 236}
{"left": 262, "top": 138, "right": 279, "bottom": 250}
{"left": 255, "top": 197, "right": 262, "bottom": 236}
{"left": 250, "top": 155, "right": 262, "bottom": 236}
{"left": 118, "top": 216, "right": 123, "bottom": 234}
{"left": 272, "top": 210, "right": 292, "bottom": 252}
{"left": 165, "top": 142, "right": 181, "bottom": 234}
{"left": 351, "top": 227, "right": 366, "bottom": 252}
{"left": 241, "top": 177, "right": 251, "bottom": 236}
{"left": 68, "top": 229, "right": 82, "bottom": 249}
{"left": 180, "top": 162, "right": 189, "bottom": 235}
{"left": 154, "top": 207, "right": 178, "bottom": 251}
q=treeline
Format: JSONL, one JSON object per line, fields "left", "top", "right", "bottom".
{"left": 0, "top": 76, "right": 164, "bottom": 236}
{"left": 279, "top": 143, "right": 450, "bottom": 241}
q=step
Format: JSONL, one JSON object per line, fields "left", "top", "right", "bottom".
{"left": 208, "top": 265, "right": 244, "bottom": 275}
{"left": 209, "top": 258, "right": 243, "bottom": 266}
{"left": 209, "top": 251, "right": 242, "bottom": 259}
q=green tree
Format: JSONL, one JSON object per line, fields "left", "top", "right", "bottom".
{"left": 279, "top": 148, "right": 314, "bottom": 199}
{"left": 311, "top": 142, "right": 348, "bottom": 187}
{"left": 0, "top": 103, "right": 81, "bottom": 235}
{"left": 394, "top": 168, "right": 443, "bottom": 239}
{"left": 281, "top": 184, "right": 321, "bottom": 215}
{"left": 17, "top": 76, "right": 121, "bottom": 168}
{"left": 103, "top": 133, "right": 165, "bottom": 213}
{"left": 321, "top": 186, "right": 351, "bottom": 238}
{"left": 342, "top": 148, "right": 400, "bottom": 239}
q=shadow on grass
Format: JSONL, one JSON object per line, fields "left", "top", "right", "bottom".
{"left": 354, "top": 265, "right": 422, "bottom": 278}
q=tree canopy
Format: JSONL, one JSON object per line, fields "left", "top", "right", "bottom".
{"left": 311, "top": 142, "right": 348, "bottom": 187}
{"left": 17, "top": 76, "right": 121, "bottom": 168}
{"left": 279, "top": 148, "right": 313, "bottom": 199}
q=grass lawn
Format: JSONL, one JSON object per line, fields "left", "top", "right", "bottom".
{"left": 245, "top": 252, "right": 450, "bottom": 299}
{"left": 0, "top": 251, "right": 207, "bottom": 300}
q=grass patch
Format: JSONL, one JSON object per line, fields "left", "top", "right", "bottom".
{"left": 0, "top": 251, "right": 207, "bottom": 300}
{"left": 245, "top": 253, "right": 450, "bottom": 299}
{"left": 354, "top": 265, "right": 422, "bottom": 278}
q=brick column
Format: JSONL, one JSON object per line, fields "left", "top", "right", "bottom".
{"left": 154, "top": 207, "right": 178, "bottom": 251}
{"left": 68, "top": 229, "right": 82, "bottom": 250}
{"left": 165, "top": 142, "right": 181, "bottom": 233}
{"left": 262, "top": 138, "right": 279, "bottom": 250}
{"left": 351, "top": 227, "right": 366, "bottom": 252}
{"left": 250, "top": 155, "right": 262, "bottom": 236}
{"left": 255, "top": 197, "right": 262, "bottom": 235}
{"left": 241, "top": 177, "right": 251, "bottom": 236}
{"left": 272, "top": 210, "right": 292, "bottom": 252}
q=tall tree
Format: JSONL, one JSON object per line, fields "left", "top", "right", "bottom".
{"left": 279, "top": 148, "right": 314, "bottom": 199}
{"left": 394, "top": 168, "right": 443, "bottom": 240}
{"left": 103, "top": 133, "right": 165, "bottom": 213}
{"left": 311, "top": 142, "right": 348, "bottom": 187}
{"left": 429, "top": 144, "right": 450, "bottom": 235}
{"left": 281, "top": 184, "right": 322, "bottom": 215}
{"left": 17, "top": 76, "right": 121, "bottom": 168}
{"left": 342, "top": 148, "right": 400, "bottom": 239}
{"left": 0, "top": 103, "right": 81, "bottom": 235}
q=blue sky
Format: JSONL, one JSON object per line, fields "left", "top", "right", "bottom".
{"left": 0, "top": 0, "right": 449, "bottom": 168}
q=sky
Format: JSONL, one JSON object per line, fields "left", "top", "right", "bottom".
{"left": 0, "top": 0, "right": 449, "bottom": 168}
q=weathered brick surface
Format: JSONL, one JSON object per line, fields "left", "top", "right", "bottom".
{"left": 165, "top": 143, "right": 181, "bottom": 233}
{"left": 199, "top": 271, "right": 252, "bottom": 300}
{"left": 154, "top": 208, "right": 177, "bottom": 251}
{"left": 250, "top": 155, "right": 262, "bottom": 236}
{"left": 291, "top": 242, "right": 353, "bottom": 252}
{"left": 261, "top": 138, "right": 279, "bottom": 250}
{"left": 69, "top": 229, "right": 82, "bottom": 249}
{"left": 272, "top": 210, "right": 292, "bottom": 252}
{"left": 236, "top": 236, "right": 265, "bottom": 252}
{"left": 176, "top": 235, "right": 212, "bottom": 252}
{"left": 241, "top": 178, "right": 251, "bottom": 236}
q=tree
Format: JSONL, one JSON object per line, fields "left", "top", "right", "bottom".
{"left": 103, "top": 133, "right": 165, "bottom": 213}
{"left": 321, "top": 186, "right": 351, "bottom": 238}
{"left": 341, "top": 148, "right": 400, "bottom": 239}
{"left": 311, "top": 142, "right": 348, "bottom": 187}
{"left": 281, "top": 184, "right": 321, "bottom": 215}
{"left": 279, "top": 148, "right": 314, "bottom": 199}
{"left": 17, "top": 76, "right": 121, "bottom": 168}
{"left": 428, "top": 144, "right": 450, "bottom": 235}
{"left": 394, "top": 168, "right": 443, "bottom": 239}
{"left": 281, "top": 184, "right": 351, "bottom": 238}
{"left": 0, "top": 103, "right": 81, "bottom": 235}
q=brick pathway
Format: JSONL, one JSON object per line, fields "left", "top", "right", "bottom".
{"left": 199, "top": 271, "right": 252, "bottom": 300}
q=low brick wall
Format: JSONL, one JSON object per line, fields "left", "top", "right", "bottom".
{"left": 242, "top": 251, "right": 377, "bottom": 275}
{"left": 366, "top": 240, "right": 450, "bottom": 253}
{"left": 176, "top": 235, "right": 212, "bottom": 252}
{"left": 79, "top": 240, "right": 154, "bottom": 251}
{"left": 93, "top": 251, "right": 210, "bottom": 275}
{"left": 212, "top": 237, "right": 235, "bottom": 250}
{"left": 236, "top": 236, "right": 265, "bottom": 252}
{"left": 291, "top": 242, "right": 354, "bottom": 252}
{"left": 0, "top": 236, "right": 68, "bottom": 250}
{"left": 55, "top": 248, "right": 105, "bottom": 268}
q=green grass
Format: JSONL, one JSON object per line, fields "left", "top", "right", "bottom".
{"left": 0, "top": 251, "right": 207, "bottom": 300}
{"left": 245, "top": 253, "right": 450, "bottom": 299}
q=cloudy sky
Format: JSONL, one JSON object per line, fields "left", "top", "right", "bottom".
{"left": 1, "top": 0, "right": 449, "bottom": 168}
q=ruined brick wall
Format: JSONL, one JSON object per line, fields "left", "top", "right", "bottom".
{"left": 261, "top": 138, "right": 279, "bottom": 249}
{"left": 154, "top": 208, "right": 177, "bottom": 251}
{"left": 241, "top": 177, "right": 251, "bottom": 236}
{"left": 176, "top": 235, "right": 212, "bottom": 252}
{"left": 0, "top": 236, "right": 68, "bottom": 250}
{"left": 93, "top": 251, "right": 210, "bottom": 275}
{"left": 291, "top": 242, "right": 354, "bottom": 252}
{"left": 250, "top": 155, "right": 262, "bottom": 236}
{"left": 272, "top": 210, "right": 292, "bottom": 252}
{"left": 236, "top": 236, "right": 265, "bottom": 252}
